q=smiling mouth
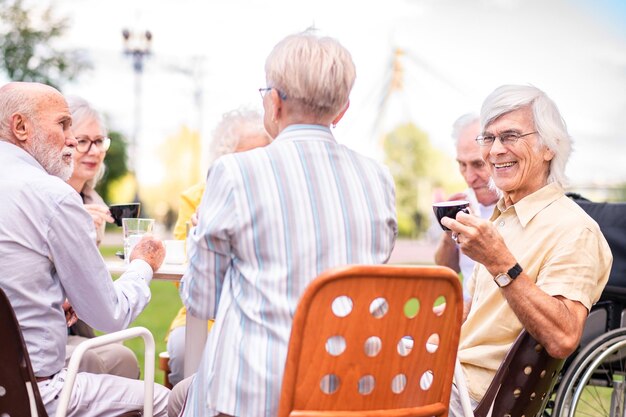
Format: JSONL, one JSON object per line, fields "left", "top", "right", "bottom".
{"left": 494, "top": 161, "right": 517, "bottom": 169}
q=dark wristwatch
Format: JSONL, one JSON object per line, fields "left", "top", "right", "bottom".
{"left": 494, "top": 263, "right": 523, "bottom": 288}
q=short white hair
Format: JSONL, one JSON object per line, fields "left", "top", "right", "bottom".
{"left": 208, "top": 108, "right": 269, "bottom": 165}
{"left": 451, "top": 113, "right": 479, "bottom": 143}
{"left": 265, "top": 30, "right": 356, "bottom": 119}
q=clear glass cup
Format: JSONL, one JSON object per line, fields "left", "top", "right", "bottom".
{"left": 122, "top": 218, "right": 155, "bottom": 264}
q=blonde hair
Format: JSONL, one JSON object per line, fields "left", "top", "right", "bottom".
{"left": 265, "top": 30, "right": 356, "bottom": 120}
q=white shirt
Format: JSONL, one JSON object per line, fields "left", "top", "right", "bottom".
{"left": 180, "top": 125, "right": 398, "bottom": 417}
{"left": 0, "top": 141, "right": 153, "bottom": 377}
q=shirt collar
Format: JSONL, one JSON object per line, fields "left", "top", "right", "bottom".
{"left": 282, "top": 124, "right": 332, "bottom": 134}
{"left": 274, "top": 124, "right": 336, "bottom": 143}
{"left": 0, "top": 140, "right": 46, "bottom": 172}
{"left": 492, "top": 182, "right": 564, "bottom": 227}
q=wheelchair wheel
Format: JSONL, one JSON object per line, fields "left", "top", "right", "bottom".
{"left": 552, "top": 327, "right": 626, "bottom": 417}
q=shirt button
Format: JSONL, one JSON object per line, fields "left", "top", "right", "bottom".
{"left": 499, "top": 220, "right": 505, "bottom": 227}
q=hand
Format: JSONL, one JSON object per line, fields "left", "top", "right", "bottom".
{"left": 446, "top": 192, "right": 479, "bottom": 216}
{"left": 62, "top": 299, "right": 78, "bottom": 327}
{"left": 190, "top": 211, "right": 199, "bottom": 227}
{"left": 84, "top": 204, "right": 114, "bottom": 230}
{"left": 441, "top": 211, "right": 516, "bottom": 276}
{"left": 130, "top": 235, "right": 165, "bottom": 272}
{"left": 447, "top": 191, "right": 468, "bottom": 202}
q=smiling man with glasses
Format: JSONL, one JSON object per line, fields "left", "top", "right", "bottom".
{"left": 440, "top": 85, "right": 612, "bottom": 416}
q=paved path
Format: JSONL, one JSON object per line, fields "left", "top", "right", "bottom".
{"left": 388, "top": 238, "right": 436, "bottom": 265}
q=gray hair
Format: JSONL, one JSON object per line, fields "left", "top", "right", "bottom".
{"left": 264, "top": 30, "right": 356, "bottom": 120}
{"left": 66, "top": 95, "right": 108, "bottom": 135}
{"left": 480, "top": 84, "right": 571, "bottom": 188}
{"left": 0, "top": 82, "right": 46, "bottom": 141}
{"left": 208, "top": 108, "right": 269, "bottom": 165}
{"left": 66, "top": 95, "right": 108, "bottom": 187}
{"left": 451, "top": 113, "right": 479, "bottom": 143}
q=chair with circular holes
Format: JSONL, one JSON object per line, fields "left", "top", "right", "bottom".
{"left": 455, "top": 329, "right": 565, "bottom": 417}
{"left": 278, "top": 264, "right": 463, "bottom": 417}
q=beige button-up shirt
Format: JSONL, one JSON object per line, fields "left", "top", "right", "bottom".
{"left": 458, "top": 182, "right": 613, "bottom": 401}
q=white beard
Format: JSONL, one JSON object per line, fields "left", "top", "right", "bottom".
{"left": 27, "top": 132, "right": 75, "bottom": 181}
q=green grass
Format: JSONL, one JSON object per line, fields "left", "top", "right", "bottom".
{"left": 102, "top": 245, "right": 182, "bottom": 385}
{"left": 99, "top": 244, "right": 122, "bottom": 258}
{"left": 125, "top": 280, "right": 181, "bottom": 385}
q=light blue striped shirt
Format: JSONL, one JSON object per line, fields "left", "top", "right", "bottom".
{"left": 180, "top": 126, "right": 398, "bottom": 417}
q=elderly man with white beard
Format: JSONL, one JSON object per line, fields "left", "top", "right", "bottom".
{"left": 0, "top": 82, "right": 170, "bottom": 417}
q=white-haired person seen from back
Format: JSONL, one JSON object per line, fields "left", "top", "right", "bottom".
{"left": 165, "top": 107, "right": 270, "bottom": 387}
{"left": 167, "top": 30, "right": 398, "bottom": 417}
{"left": 440, "top": 84, "right": 612, "bottom": 415}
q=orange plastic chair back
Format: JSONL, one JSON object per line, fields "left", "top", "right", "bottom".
{"left": 278, "top": 265, "right": 463, "bottom": 417}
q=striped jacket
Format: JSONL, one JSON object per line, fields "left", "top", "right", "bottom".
{"left": 180, "top": 125, "right": 398, "bottom": 417}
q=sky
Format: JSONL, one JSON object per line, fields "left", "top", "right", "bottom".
{"left": 42, "top": 0, "right": 626, "bottom": 188}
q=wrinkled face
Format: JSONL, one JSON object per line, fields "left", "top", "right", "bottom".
{"left": 70, "top": 116, "right": 107, "bottom": 186}
{"left": 26, "top": 94, "right": 75, "bottom": 180}
{"left": 481, "top": 107, "right": 554, "bottom": 205}
{"left": 456, "top": 121, "right": 498, "bottom": 206}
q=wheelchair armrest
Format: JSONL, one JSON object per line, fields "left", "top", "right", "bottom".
{"left": 54, "top": 326, "right": 155, "bottom": 417}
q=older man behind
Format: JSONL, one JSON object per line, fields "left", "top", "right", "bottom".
{"left": 434, "top": 114, "right": 499, "bottom": 303}
{"left": 441, "top": 85, "right": 612, "bottom": 415}
{"left": 0, "top": 82, "right": 170, "bottom": 416}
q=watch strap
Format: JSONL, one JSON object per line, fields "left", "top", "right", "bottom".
{"left": 508, "top": 263, "right": 523, "bottom": 280}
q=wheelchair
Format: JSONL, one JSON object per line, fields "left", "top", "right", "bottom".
{"left": 546, "top": 198, "right": 626, "bottom": 417}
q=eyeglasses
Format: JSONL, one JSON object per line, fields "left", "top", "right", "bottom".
{"left": 258, "top": 87, "right": 287, "bottom": 100}
{"left": 75, "top": 136, "right": 111, "bottom": 153}
{"left": 475, "top": 131, "right": 537, "bottom": 147}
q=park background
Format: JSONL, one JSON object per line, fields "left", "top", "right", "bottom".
{"left": 1, "top": 0, "right": 625, "bottom": 384}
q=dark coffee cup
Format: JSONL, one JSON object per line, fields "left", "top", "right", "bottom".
{"left": 109, "top": 203, "right": 141, "bottom": 227}
{"left": 432, "top": 200, "right": 470, "bottom": 231}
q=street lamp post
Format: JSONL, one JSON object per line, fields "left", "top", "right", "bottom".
{"left": 121, "top": 28, "right": 152, "bottom": 179}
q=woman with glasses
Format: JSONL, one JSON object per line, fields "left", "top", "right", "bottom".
{"left": 64, "top": 95, "right": 140, "bottom": 380}
{"left": 66, "top": 95, "right": 114, "bottom": 246}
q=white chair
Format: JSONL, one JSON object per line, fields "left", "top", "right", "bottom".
{"left": 0, "top": 286, "right": 154, "bottom": 417}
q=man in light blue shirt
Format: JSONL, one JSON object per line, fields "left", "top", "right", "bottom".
{"left": 0, "top": 81, "right": 170, "bottom": 416}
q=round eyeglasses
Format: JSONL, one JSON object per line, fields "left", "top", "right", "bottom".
{"left": 475, "top": 131, "right": 537, "bottom": 147}
{"left": 258, "top": 87, "right": 287, "bottom": 100}
{"left": 76, "top": 137, "right": 111, "bottom": 153}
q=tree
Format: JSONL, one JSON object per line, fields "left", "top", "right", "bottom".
{"left": 141, "top": 125, "right": 203, "bottom": 229}
{"left": 383, "top": 122, "right": 464, "bottom": 237}
{"left": 95, "top": 130, "right": 129, "bottom": 204}
{"left": 0, "top": 0, "right": 90, "bottom": 88}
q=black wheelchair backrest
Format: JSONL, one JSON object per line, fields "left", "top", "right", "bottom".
{"left": 574, "top": 200, "right": 626, "bottom": 288}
